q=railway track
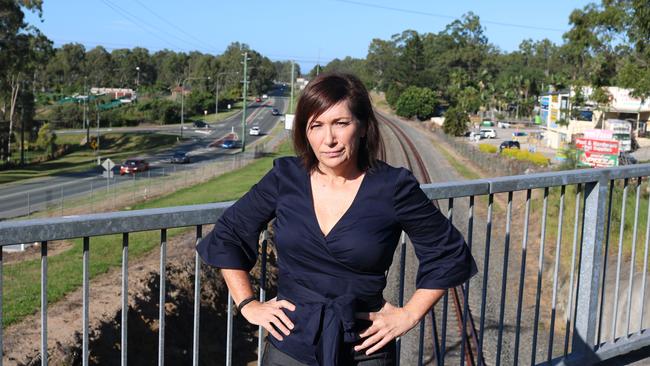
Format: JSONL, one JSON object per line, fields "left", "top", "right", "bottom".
{"left": 378, "top": 113, "right": 482, "bottom": 366}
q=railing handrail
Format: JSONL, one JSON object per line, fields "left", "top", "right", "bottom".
{"left": 3, "top": 164, "right": 650, "bottom": 246}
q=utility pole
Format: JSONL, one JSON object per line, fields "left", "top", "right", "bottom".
{"left": 241, "top": 52, "right": 250, "bottom": 152}
{"left": 84, "top": 77, "right": 90, "bottom": 144}
{"left": 290, "top": 61, "right": 295, "bottom": 113}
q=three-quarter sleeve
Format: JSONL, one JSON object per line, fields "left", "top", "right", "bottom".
{"left": 196, "top": 160, "right": 279, "bottom": 271}
{"left": 393, "top": 168, "right": 477, "bottom": 289}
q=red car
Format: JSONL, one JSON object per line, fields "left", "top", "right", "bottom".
{"left": 255, "top": 97, "right": 261, "bottom": 102}
{"left": 120, "top": 159, "right": 149, "bottom": 175}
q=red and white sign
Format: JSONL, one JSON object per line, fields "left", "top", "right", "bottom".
{"left": 583, "top": 129, "right": 613, "bottom": 141}
{"left": 575, "top": 138, "right": 619, "bottom": 155}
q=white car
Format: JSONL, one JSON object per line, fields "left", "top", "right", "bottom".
{"left": 497, "top": 121, "right": 511, "bottom": 129}
{"left": 480, "top": 128, "right": 497, "bottom": 139}
{"left": 249, "top": 126, "right": 260, "bottom": 136}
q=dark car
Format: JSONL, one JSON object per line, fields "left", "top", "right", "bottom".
{"left": 170, "top": 152, "right": 190, "bottom": 164}
{"left": 271, "top": 108, "right": 280, "bottom": 116}
{"left": 119, "top": 159, "right": 149, "bottom": 175}
{"left": 192, "top": 120, "right": 208, "bottom": 128}
{"left": 221, "top": 139, "right": 240, "bottom": 149}
{"left": 619, "top": 152, "right": 637, "bottom": 165}
{"left": 499, "top": 140, "right": 521, "bottom": 152}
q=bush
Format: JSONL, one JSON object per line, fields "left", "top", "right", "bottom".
{"left": 35, "top": 123, "right": 57, "bottom": 158}
{"left": 395, "top": 86, "right": 437, "bottom": 120}
{"left": 500, "top": 148, "right": 550, "bottom": 166}
{"left": 385, "top": 83, "right": 404, "bottom": 108}
{"left": 442, "top": 106, "right": 469, "bottom": 136}
{"left": 479, "top": 143, "right": 497, "bottom": 154}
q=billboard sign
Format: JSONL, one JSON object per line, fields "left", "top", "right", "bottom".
{"left": 575, "top": 138, "right": 619, "bottom": 168}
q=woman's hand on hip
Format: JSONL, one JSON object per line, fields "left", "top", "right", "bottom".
{"left": 240, "top": 297, "right": 296, "bottom": 341}
{"left": 354, "top": 302, "right": 419, "bottom": 355}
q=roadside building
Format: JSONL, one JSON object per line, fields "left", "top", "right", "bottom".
{"left": 90, "top": 87, "right": 137, "bottom": 100}
{"left": 540, "top": 86, "right": 650, "bottom": 149}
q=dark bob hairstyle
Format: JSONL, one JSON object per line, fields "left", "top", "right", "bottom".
{"left": 293, "top": 72, "right": 383, "bottom": 172}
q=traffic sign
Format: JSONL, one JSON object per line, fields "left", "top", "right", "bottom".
{"left": 102, "top": 171, "right": 114, "bottom": 178}
{"left": 101, "top": 158, "right": 115, "bottom": 172}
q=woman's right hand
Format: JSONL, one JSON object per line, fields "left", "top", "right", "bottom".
{"left": 240, "top": 297, "right": 296, "bottom": 340}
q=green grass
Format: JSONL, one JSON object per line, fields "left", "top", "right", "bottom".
{"left": 436, "top": 143, "right": 482, "bottom": 180}
{"left": 3, "top": 141, "right": 294, "bottom": 326}
{"left": 202, "top": 101, "right": 244, "bottom": 123}
{"left": 0, "top": 133, "right": 181, "bottom": 185}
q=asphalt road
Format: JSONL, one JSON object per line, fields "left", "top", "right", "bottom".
{"left": 0, "top": 92, "right": 287, "bottom": 220}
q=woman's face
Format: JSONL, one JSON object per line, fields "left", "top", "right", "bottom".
{"left": 306, "top": 100, "right": 365, "bottom": 173}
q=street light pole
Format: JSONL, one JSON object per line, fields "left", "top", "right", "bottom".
{"left": 241, "top": 52, "right": 250, "bottom": 153}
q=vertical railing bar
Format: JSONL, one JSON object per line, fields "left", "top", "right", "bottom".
{"left": 531, "top": 187, "right": 549, "bottom": 365}
{"left": 41, "top": 240, "right": 48, "bottom": 366}
{"left": 192, "top": 225, "right": 203, "bottom": 366}
{"left": 0, "top": 245, "right": 3, "bottom": 366}
{"left": 513, "top": 189, "right": 531, "bottom": 365}
{"left": 496, "top": 191, "right": 513, "bottom": 366}
{"left": 478, "top": 193, "right": 493, "bottom": 366}
{"left": 396, "top": 231, "right": 406, "bottom": 366}
{"left": 121, "top": 233, "right": 128, "bottom": 366}
{"left": 226, "top": 292, "right": 233, "bottom": 366}
{"left": 440, "top": 198, "right": 453, "bottom": 362}
{"left": 83, "top": 237, "right": 90, "bottom": 366}
{"left": 460, "top": 195, "right": 475, "bottom": 366}
{"left": 597, "top": 180, "right": 615, "bottom": 347}
{"left": 641, "top": 177, "right": 650, "bottom": 331}
{"left": 548, "top": 185, "right": 566, "bottom": 362}
{"left": 625, "top": 177, "right": 642, "bottom": 336}
{"left": 431, "top": 309, "right": 442, "bottom": 366}
{"left": 158, "top": 229, "right": 167, "bottom": 366}
{"left": 418, "top": 315, "right": 426, "bottom": 366}
{"left": 258, "top": 233, "right": 269, "bottom": 366}
{"left": 572, "top": 176, "right": 608, "bottom": 358}
{"left": 611, "top": 178, "right": 628, "bottom": 342}
{"left": 564, "top": 184, "right": 582, "bottom": 356}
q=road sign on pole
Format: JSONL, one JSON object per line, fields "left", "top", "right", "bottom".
{"left": 102, "top": 158, "right": 115, "bottom": 181}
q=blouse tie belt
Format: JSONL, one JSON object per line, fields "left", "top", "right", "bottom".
{"left": 278, "top": 275, "right": 380, "bottom": 366}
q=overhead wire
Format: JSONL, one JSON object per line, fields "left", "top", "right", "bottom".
{"left": 332, "top": 0, "right": 566, "bottom": 33}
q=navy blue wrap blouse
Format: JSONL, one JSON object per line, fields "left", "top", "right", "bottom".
{"left": 197, "top": 156, "right": 477, "bottom": 365}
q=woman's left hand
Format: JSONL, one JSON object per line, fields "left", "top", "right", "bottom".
{"left": 354, "top": 302, "right": 419, "bottom": 355}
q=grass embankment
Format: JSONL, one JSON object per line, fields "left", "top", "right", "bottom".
{"left": 0, "top": 133, "right": 180, "bottom": 185}
{"left": 539, "top": 181, "right": 650, "bottom": 271}
{"left": 4, "top": 141, "right": 293, "bottom": 326}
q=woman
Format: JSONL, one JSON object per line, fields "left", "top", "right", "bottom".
{"left": 197, "top": 72, "right": 477, "bottom": 366}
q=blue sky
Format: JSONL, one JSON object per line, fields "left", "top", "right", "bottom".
{"left": 26, "top": 0, "right": 593, "bottom": 72}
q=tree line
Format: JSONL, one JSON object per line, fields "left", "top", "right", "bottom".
{"left": 311, "top": 2, "right": 649, "bottom": 135}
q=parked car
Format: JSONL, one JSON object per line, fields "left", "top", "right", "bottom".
{"left": 249, "top": 126, "right": 261, "bottom": 136}
{"left": 499, "top": 140, "right": 521, "bottom": 152}
{"left": 497, "top": 121, "right": 511, "bottom": 128}
{"left": 120, "top": 159, "right": 149, "bottom": 175}
{"left": 467, "top": 131, "right": 483, "bottom": 142}
{"left": 255, "top": 97, "right": 261, "bottom": 102}
{"left": 221, "top": 139, "right": 240, "bottom": 149}
{"left": 262, "top": 94, "right": 268, "bottom": 99}
{"left": 271, "top": 108, "right": 280, "bottom": 116}
{"left": 512, "top": 131, "right": 528, "bottom": 142}
{"left": 192, "top": 120, "right": 208, "bottom": 128}
{"left": 170, "top": 152, "right": 190, "bottom": 164}
{"left": 479, "top": 128, "right": 497, "bottom": 139}
{"left": 619, "top": 152, "right": 638, "bottom": 165}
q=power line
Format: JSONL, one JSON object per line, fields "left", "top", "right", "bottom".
{"left": 98, "top": 0, "right": 184, "bottom": 50}
{"left": 132, "top": 0, "right": 221, "bottom": 52}
{"left": 332, "top": 0, "right": 566, "bottom": 33}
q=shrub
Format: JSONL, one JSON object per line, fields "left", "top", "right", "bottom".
{"left": 442, "top": 106, "right": 469, "bottom": 136}
{"left": 35, "top": 123, "right": 57, "bottom": 158}
{"left": 395, "top": 86, "right": 437, "bottom": 120}
{"left": 479, "top": 143, "right": 497, "bottom": 154}
{"left": 501, "top": 148, "right": 550, "bottom": 166}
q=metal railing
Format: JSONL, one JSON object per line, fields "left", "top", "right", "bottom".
{"left": 2, "top": 165, "right": 650, "bottom": 365}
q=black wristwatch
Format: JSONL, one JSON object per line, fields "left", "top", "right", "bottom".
{"left": 237, "top": 295, "right": 257, "bottom": 312}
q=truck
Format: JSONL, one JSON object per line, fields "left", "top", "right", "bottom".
{"left": 604, "top": 119, "right": 632, "bottom": 152}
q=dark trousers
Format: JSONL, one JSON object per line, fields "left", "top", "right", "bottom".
{"left": 261, "top": 339, "right": 396, "bottom": 366}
